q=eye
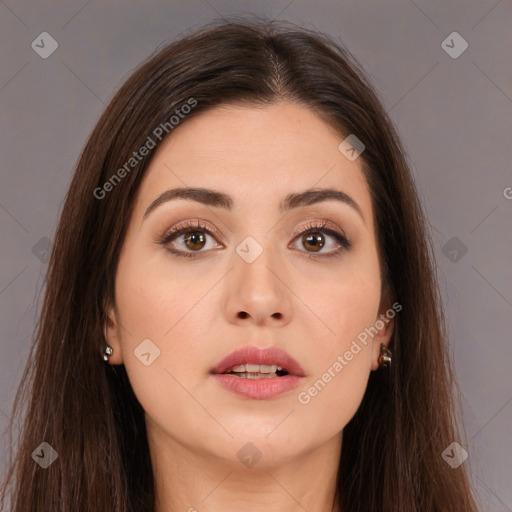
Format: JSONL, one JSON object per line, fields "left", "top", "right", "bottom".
{"left": 157, "top": 219, "right": 351, "bottom": 259}
{"left": 290, "top": 221, "right": 351, "bottom": 259}
{"left": 157, "top": 220, "right": 223, "bottom": 258}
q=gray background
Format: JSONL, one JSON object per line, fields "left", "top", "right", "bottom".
{"left": 1, "top": 1, "right": 511, "bottom": 510}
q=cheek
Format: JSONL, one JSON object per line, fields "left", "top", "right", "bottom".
{"left": 308, "top": 248, "right": 382, "bottom": 349}
{"left": 293, "top": 249, "right": 381, "bottom": 428}
{"left": 113, "top": 245, "right": 216, "bottom": 390}
{"left": 295, "top": 279, "right": 381, "bottom": 434}
{"left": 112, "top": 255, "right": 208, "bottom": 433}
{"left": 115, "top": 246, "right": 210, "bottom": 341}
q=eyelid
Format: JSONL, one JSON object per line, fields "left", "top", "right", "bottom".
{"left": 290, "top": 218, "right": 348, "bottom": 240}
{"left": 160, "top": 219, "right": 223, "bottom": 243}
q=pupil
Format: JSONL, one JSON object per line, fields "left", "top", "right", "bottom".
{"left": 185, "top": 231, "right": 205, "bottom": 250}
{"left": 304, "top": 233, "right": 324, "bottom": 252}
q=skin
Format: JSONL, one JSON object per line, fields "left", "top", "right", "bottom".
{"left": 105, "top": 101, "right": 394, "bottom": 512}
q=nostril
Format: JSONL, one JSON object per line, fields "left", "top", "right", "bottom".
{"left": 238, "top": 311, "right": 249, "bottom": 319}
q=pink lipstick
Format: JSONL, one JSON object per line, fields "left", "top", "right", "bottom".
{"left": 210, "top": 346, "right": 306, "bottom": 400}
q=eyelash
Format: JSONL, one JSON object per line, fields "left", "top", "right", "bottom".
{"left": 156, "top": 219, "right": 351, "bottom": 260}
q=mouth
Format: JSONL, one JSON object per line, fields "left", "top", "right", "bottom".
{"left": 210, "top": 345, "right": 306, "bottom": 399}
{"left": 211, "top": 345, "right": 305, "bottom": 378}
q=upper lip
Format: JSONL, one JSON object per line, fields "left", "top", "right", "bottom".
{"left": 211, "top": 346, "right": 306, "bottom": 377}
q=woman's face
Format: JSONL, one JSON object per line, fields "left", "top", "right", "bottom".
{"left": 106, "top": 101, "right": 393, "bottom": 468}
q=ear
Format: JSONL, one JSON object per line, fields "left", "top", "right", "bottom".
{"left": 370, "top": 310, "right": 394, "bottom": 371}
{"left": 104, "top": 302, "right": 124, "bottom": 365}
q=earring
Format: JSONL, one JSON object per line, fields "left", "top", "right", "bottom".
{"left": 378, "top": 343, "right": 392, "bottom": 368}
{"left": 103, "top": 345, "right": 113, "bottom": 362}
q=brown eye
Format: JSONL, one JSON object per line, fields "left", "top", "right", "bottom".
{"left": 302, "top": 232, "right": 325, "bottom": 252}
{"left": 290, "top": 221, "right": 351, "bottom": 259}
{"left": 183, "top": 231, "right": 207, "bottom": 251}
{"left": 158, "top": 221, "right": 224, "bottom": 259}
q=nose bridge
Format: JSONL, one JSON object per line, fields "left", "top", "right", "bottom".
{"left": 236, "top": 233, "right": 282, "bottom": 297}
{"left": 223, "top": 231, "right": 292, "bottom": 324}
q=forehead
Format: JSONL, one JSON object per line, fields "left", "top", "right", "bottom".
{"left": 135, "top": 101, "right": 372, "bottom": 219}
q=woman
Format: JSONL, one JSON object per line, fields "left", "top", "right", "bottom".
{"left": 1, "top": 16, "right": 479, "bottom": 511}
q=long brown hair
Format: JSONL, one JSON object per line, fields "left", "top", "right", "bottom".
{"left": 1, "top": 16, "right": 479, "bottom": 511}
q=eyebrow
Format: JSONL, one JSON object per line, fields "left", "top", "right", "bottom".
{"left": 143, "top": 186, "right": 364, "bottom": 222}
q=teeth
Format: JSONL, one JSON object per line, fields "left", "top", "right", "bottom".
{"left": 232, "top": 372, "right": 278, "bottom": 379}
{"left": 230, "top": 364, "right": 283, "bottom": 373}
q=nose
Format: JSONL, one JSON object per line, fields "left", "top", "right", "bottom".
{"left": 222, "top": 243, "right": 293, "bottom": 327}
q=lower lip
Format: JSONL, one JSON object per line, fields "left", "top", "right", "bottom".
{"left": 211, "top": 373, "right": 304, "bottom": 399}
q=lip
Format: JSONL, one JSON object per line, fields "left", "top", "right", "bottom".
{"left": 210, "top": 346, "right": 306, "bottom": 400}
{"left": 211, "top": 346, "right": 306, "bottom": 376}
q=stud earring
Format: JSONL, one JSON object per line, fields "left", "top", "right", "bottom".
{"left": 103, "top": 345, "right": 113, "bottom": 362}
{"left": 378, "top": 343, "right": 392, "bottom": 368}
